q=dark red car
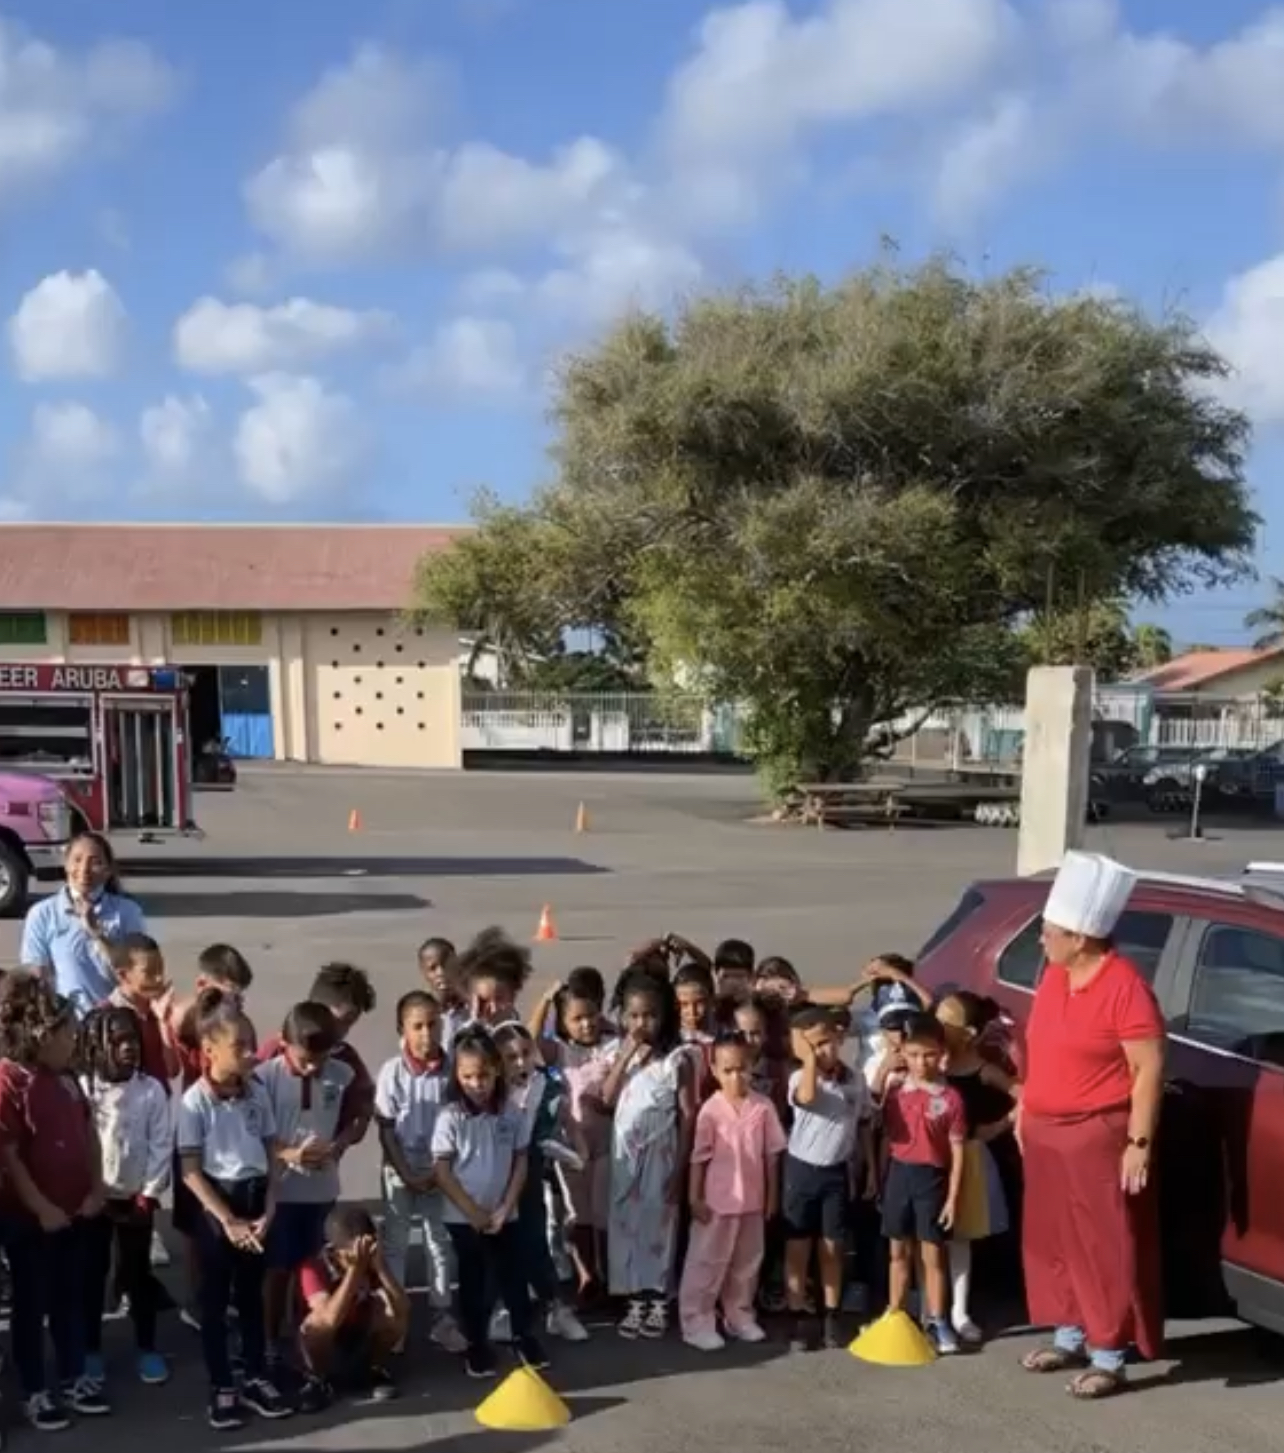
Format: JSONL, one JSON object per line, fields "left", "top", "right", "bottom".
{"left": 914, "top": 863, "right": 1284, "bottom": 1335}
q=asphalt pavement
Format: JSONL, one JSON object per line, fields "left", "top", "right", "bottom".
{"left": 1, "top": 766, "right": 1282, "bottom": 1452}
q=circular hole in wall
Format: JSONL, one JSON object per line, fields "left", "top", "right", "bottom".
{"left": 330, "top": 627, "right": 339, "bottom": 636}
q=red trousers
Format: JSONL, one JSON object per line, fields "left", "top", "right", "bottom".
{"left": 1021, "top": 1108, "right": 1163, "bottom": 1358}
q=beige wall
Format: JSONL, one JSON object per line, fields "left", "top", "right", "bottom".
{"left": 1188, "top": 661, "right": 1284, "bottom": 700}
{"left": 302, "top": 612, "right": 461, "bottom": 769}
{"left": 0, "top": 608, "right": 462, "bottom": 769}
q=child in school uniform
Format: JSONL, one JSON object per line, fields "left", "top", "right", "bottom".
{"left": 781, "top": 1005, "right": 875, "bottom": 1351}
{"left": 80, "top": 1005, "right": 172, "bottom": 1391}
{"left": 456, "top": 928, "right": 533, "bottom": 1031}
{"left": 177, "top": 990, "right": 291, "bottom": 1431}
{"left": 258, "top": 1001, "right": 365, "bottom": 1367}
{"left": 105, "top": 934, "right": 178, "bottom": 1088}
{"left": 374, "top": 990, "right": 466, "bottom": 1353}
{"left": 418, "top": 938, "right": 469, "bottom": 1054}
{"left": 711, "top": 939, "right": 756, "bottom": 999}
{"left": 431, "top": 1027, "right": 547, "bottom": 1379}
{"left": 679, "top": 1032, "right": 787, "bottom": 1350}
{"left": 0, "top": 974, "right": 110, "bottom": 1432}
{"left": 298, "top": 1206, "right": 410, "bottom": 1410}
{"left": 162, "top": 944, "right": 255, "bottom": 1331}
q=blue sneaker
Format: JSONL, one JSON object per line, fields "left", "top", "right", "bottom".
{"left": 928, "top": 1318, "right": 960, "bottom": 1356}
{"left": 137, "top": 1352, "right": 169, "bottom": 1386}
{"left": 83, "top": 1353, "right": 107, "bottom": 1387}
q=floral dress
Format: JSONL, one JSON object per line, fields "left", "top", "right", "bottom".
{"left": 601, "top": 1047, "right": 689, "bottom": 1295}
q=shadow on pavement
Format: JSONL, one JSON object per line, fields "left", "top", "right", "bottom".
{"left": 115, "top": 856, "right": 611, "bottom": 880}
{"left": 135, "top": 889, "right": 434, "bottom": 920}
{"left": 1146, "top": 1325, "right": 1284, "bottom": 1391}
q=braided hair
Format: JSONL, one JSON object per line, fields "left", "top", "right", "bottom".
{"left": 80, "top": 1003, "right": 142, "bottom": 1089}
{"left": 0, "top": 971, "right": 75, "bottom": 1067}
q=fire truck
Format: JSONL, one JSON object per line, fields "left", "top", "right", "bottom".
{"left": 0, "top": 663, "right": 199, "bottom": 914}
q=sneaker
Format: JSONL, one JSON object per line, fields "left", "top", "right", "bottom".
{"left": 821, "top": 1311, "right": 843, "bottom": 1350}
{"left": 82, "top": 1353, "right": 106, "bottom": 1387}
{"left": 788, "top": 1314, "right": 818, "bottom": 1353}
{"left": 297, "top": 1375, "right": 332, "bottom": 1414}
{"left": 640, "top": 1299, "right": 669, "bottom": 1339}
{"left": 430, "top": 1312, "right": 468, "bottom": 1354}
{"left": 65, "top": 1376, "right": 111, "bottom": 1416}
{"left": 516, "top": 1335, "right": 550, "bottom": 1371}
{"left": 546, "top": 1301, "right": 590, "bottom": 1343}
{"left": 357, "top": 1366, "right": 398, "bottom": 1403}
{"left": 726, "top": 1319, "right": 767, "bottom": 1343}
{"left": 207, "top": 1387, "right": 245, "bottom": 1431}
{"left": 929, "top": 1319, "right": 961, "bottom": 1356}
{"left": 240, "top": 1377, "right": 292, "bottom": 1420}
{"left": 488, "top": 1306, "right": 513, "bottom": 1343}
{"left": 618, "top": 1298, "right": 647, "bottom": 1339}
{"left": 23, "top": 1391, "right": 70, "bottom": 1433}
{"left": 136, "top": 1352, "right": 170, "bottom": 1386}
{"left": 464, "top": 1344, "right": 498, "bottom": 1380}
{"left": 954, "top": 1319, "right": 984, "bottom": 1348}
{"left": 683, "top": 1328, "right": 725, "bottom": 1352}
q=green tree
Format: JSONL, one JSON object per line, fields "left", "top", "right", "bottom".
{"left": 414, "top": 259, "right": 1256, "bottom": 794}
{"left": 1245, "top": 576, "right": 1284, "bottom": 652}
{"left": 1130, "top": 622, "right": 1174, "bottom": 670}
{"left": 1019, "top": 599, "right": 1138, "bottom": 682}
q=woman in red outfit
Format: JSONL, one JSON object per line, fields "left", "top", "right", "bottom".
{"left": 1017, "top": 851, "right": 1166, "bottom": 1400}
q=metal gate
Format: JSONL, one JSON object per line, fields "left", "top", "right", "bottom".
{"left": 101, "top": 696, "right": 181, "bottom": 830}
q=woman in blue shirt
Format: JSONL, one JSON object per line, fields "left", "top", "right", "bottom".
{"left": 19, "top": 831, "right": 147, "bottom": 1016}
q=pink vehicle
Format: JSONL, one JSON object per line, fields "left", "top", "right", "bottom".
{"left": 0, "top": 770, "right": 73, "bottom": 916}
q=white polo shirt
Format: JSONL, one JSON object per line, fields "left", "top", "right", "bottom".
{"left": 176, "top": 1077, "right": 275, "bottom": 1182}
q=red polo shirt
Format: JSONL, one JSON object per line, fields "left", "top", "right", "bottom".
{"left": 1023, "top": 951, "right": 1165, "bottom": 1119}
{"left": 883, "top": 1079, "right": 966, "bottom": 1168}
{"left": 299, "top": 1251, "right": 374, "bottom": 1326}
{"left": 0, "top": 1061, "right": 96, "bottom": 1217}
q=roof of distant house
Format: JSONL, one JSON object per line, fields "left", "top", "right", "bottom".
{"left": 0, "top": 523, "right": 467, "bottom": 612}
{"left": 1133, "top": 646, "right": 1284, "bottom": 693}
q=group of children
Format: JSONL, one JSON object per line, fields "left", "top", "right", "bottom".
{"left": 0, "top": 921, "right": 1022, "bottom": 1440}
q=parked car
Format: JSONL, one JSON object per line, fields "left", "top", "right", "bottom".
{"left": 1092, "top": 743, "right": 1206, "bottom": 804}
{"left": 0, "top": 771, "right": 74, "bottom": 916}
{"left": 914, "top": 863, "right": 1284, "bottom": 1335}
{"left": 1145, "top": 743, "right": 1284, "bottom": 812}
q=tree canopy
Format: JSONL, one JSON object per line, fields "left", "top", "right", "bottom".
{"left": 415, "top": 256, "right": 1257, "bottom": 793}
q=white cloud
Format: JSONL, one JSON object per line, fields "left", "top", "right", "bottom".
{"left": 929, "top": 94, "right": 1043, "bottom": 227}
{"left": 174, "top": 296, "right": 394, "bottom": 375}
{"left": 8, "top": 269, "right": 127, "bottom": 381}
{"left": 224, "top": 252, "right": 276, "bottom": 297}
{"left": 1205, "top": 254, "right": 1284, "bottom": 425}
{"left": 139, "top": 394, "right": 215, "bottom": 480}
{"left": 23, "top": 401, "right": 119, "bottom": 480}
{"left": 397, "top": 317, "right": 525, "bottom": 400}
{"left": 532, "top": 225, "right": 704, "bottom": 326}
{"left": 0, "top": 18, "right": 177, "bottom": 204}
{"left": 233, "top": 374, "right": 369, "bottom": 503}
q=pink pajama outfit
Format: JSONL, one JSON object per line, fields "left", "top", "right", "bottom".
{"left": 679, "top": 1089, "right": 787, "bottom": 1338}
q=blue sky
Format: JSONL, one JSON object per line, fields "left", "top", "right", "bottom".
{"left": 1, "top": 0, "right": 1283, "bottom": 647}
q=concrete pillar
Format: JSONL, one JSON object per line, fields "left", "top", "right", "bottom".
{"left": 1017, "top": 665, "right": 1093, "bottom": 877}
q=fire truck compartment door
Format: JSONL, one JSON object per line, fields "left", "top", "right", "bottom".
{"left": 101, "top": 696, "right": 180, "bottom": 831}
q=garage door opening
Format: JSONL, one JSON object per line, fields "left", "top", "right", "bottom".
{"left": 179, "top": 664, "right": 274, "bottom": 760}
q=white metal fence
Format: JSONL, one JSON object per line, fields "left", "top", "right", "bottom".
{"left": 459, "top": 689, "right": 1284, "bottom": 761}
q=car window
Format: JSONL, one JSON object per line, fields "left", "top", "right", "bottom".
{"left": 997, "top": 910, "right": 1173, "bottom": 991}
{"left": 1183, "top": 924, "right": 1284, "bottom": 1068}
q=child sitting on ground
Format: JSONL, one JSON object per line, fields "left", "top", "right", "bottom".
{"left": 298, "top": 1206, "right": 409, "bottom": 1409}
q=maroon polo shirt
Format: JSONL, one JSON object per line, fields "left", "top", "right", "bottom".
{"left": 0, "top": 1061, "right": 96, "bottom": 1217}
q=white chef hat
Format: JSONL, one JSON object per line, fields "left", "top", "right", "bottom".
{"left": 1043, "top": 850, "right": 1137, "bottom": 939}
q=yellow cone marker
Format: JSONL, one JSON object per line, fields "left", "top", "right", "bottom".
{"left": 474, "top": 1367, "right": 572, "bottom": 1432}
{"left": 848, "top": 1309, "right": 938, "bottom": 1367}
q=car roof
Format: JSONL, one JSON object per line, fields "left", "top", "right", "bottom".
{"left": 971, "top": 863, "right": 1284, "bottom": 916}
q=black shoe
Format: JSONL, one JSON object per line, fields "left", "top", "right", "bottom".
{"left": 297, "top": 1375, "right": 332, "bottom": 1414}
{"left": 365, "top": 1366, "right": 398, "bottom": 1403}
{"left": 821, "top": 1311, "right": 843, "bottom": 1350}
{"left": 24, "top": 1391, "right": 71, "bottom": 1432}
{"left": 207, "top": 1388, "right": 245, "bottom": 1431}
{"left": 464, "top": 1345, "right": 498, "bottom": 1380}
{"left": 788, "top": 1314, "right": 818, "bottom": 1353}
{"left": 240, "top": 1376, "right": 292, "bottom": 1421}
{"left": 64, "top": 1376, "right": 111, "bottom": 1416}
{"left": 516, "top": 1335, "right": 550, "bottom": 1371}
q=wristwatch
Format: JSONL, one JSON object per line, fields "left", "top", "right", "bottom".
{"left": 1127, "top": 1136, "right": 1150, "bottom": 1150}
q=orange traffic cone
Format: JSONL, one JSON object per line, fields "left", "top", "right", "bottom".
{"left": 534, "top": 904, "right": 557, "bottom": 942}
{"left": 574, "top": 801, "right": 588, "bottom": 833}
{"left": 348, "top": 808, "right": 362, "bottom": 832}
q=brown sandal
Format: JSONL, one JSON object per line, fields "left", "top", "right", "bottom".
{"left": 1068, "top": 1368, "right": 1124, "bottom": 1400}
{"left": 1021, "top": 1346, "right": 1087, "bottom": 1373}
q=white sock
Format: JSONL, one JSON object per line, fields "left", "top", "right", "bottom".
{"left": 950, "top": 1239, "right": 973, "bottom": 1328}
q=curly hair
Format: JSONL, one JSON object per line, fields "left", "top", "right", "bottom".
{"left": 0, "top": 971, "right": 75, "bottom": 1065}
{"left": 310, "top": 962, "right": 376, "bottom": 1016}
{"left": 612, "top": 965, "right": 681, "bottom": 1055}
{"left": 79, "top": 1004, "right": 142, "bottom": 1088}
{"left": 457, "top": 927, "right": 532, "bottom": 994}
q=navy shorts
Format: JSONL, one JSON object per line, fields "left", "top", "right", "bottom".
{"left": 265, "top": 1202, "right": 332, "bottom": 1270}
{"left": 881, "top": 1160, "right": 950, "bottom": 1245}
{"left": 781, "top": 1156, "right": 848, "bottom": 1242}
